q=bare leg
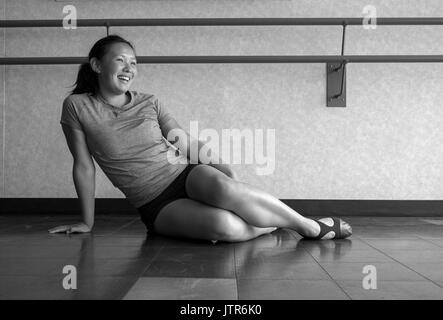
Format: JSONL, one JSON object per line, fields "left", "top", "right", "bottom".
{"left": 185, "top": 165, "right": 321, "bottom": 237}
{"left": 154, "top": 198, "right": 278, "bottom": 242}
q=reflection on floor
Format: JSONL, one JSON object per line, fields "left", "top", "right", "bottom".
{"left": 1, "top": 215, "right": 443, "bottom": 299}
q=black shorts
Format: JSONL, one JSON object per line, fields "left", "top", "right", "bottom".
{"left": 137, "top": 163, "right": 199, "bottom": 234}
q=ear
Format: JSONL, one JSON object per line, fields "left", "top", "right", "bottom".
{"left": 90, "top": 57, "right": 101, "bottom": 74}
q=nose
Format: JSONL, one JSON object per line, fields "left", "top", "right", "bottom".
{"left": 123, "top": 62, "right": 135, "bottom": 73}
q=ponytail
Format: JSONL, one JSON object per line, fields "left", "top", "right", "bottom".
{"left": 70, "top": 62, "right": 98, "bottom": 95}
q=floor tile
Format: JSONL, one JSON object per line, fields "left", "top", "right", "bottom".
{"left": 337, "top": 280, "right": 443, "bottom": 300}
{"left": 0, "top": 275, "right": 139, "bottom": 300}
{"left": 384, "top": 250, "right": 443, "bottom": 263}
{"left": 308, "top": 247, "right": 393, "bottom": 263}
{"left": 320, "top": 262, "right": 427, "bottom": 281}
{"left": 0, "top": 276, "right": 67, "bottom": 300}
{"left": 123, "top": 277, "right": 237, "bottom": 300}
{"left": 74, "top": 237, "right": 163, "bottom": 252}
{"left": 142, "top": 259, "right": 235, "bottom": 278}
{"left": 424, "top": 238, "right": 443, "bottom": 247}
{"left": 76, "top": 245, "right": 162, "bottom": 260}
{"left": 84, "top": 236, "right": 151, "bottom": 247}
{"left": 363, "top": 239, "right": 441, "bottom": 251}
{"left": 0, "top": 258, "right": 70, "bottom": 276}
{"left": 2, "top": 215, "right": 443, "bottom": 300}
{"left": 235, "top": 248, "right": 315, "bottom": 265}
{"left": 236, "top": 261, "right": 329, "bottom": 280}
{"left": 63, "top": 276, "right": 139, "bottom": 300}
{"left": 296, "top": 238, "right": 372, "bottom": 251}
{"left": 402, "top": 262, "right": 443, "bottom": 282}
{"left": 65, "top": 258, "right": 153, "bottom": 276}
{"left": 155, "top": 246, "right": 234, "bottom": 263}
{"left": 0, "top": 245, "right": 82, "bottom": 259}
{"left": 295, "top": 239, "right": 355, "bottom": 259}
{"left": 355, "top": 229, "right": 422, "bottom": 239}
{"left": 145, "top": 235, "right": 226, "bottom": 248}
{"left": 417, "top": 232, "right": 443, "bottom": 239}
{"left": 237, "top": 279, "right": 349, "bottom": 300}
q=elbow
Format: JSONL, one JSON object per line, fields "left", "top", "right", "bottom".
{"left": 73, "top": 162, "right": 95, "bottom": 174}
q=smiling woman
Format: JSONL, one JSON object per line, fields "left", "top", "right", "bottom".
{"left": 50, "top": 34, "right": 352, "bottom": 242}
{"left": 90, "top": 43, "right": 137, "bottom": 108}
{"left": 72, "top": 35, "right": 137, "bottom": 108}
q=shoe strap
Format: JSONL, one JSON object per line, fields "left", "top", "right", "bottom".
{"left": 313, "top": 217, "right": 342, "bottom": 240}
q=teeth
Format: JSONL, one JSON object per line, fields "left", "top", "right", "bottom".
{"left": 118, "top": 76, "right": 130, "bottom": 81}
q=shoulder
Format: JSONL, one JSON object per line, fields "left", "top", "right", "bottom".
{"left": 63, "top": 93, "right": 92, "bottom": 108}
{"left": 131, "top": 91, "right": 163, "bottom": 113}
{"left": 61, "top": 94, "right": 95, "bottom": 121}
{"left": 131, "top": 90, "right": 156, "bottom": 104}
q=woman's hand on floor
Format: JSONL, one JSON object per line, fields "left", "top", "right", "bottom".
{"left": 48, "top": 222, "right": 92, "bottom": 234}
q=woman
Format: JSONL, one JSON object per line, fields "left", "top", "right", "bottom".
{"left": 49, "top": 35, "right": 352, "bottom": 242}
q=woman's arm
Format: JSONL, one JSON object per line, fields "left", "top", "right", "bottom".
{"left": 73, "top": 163, "right": 95, "bottom": 229}
{"left": 194, "top": 139, "right": 238, "bottom": 179}
{"left": 49, "top": 125, "right": 96, "bottom": 233}
{"left": 160, "top": 118, "right": 238, "bottom": 180}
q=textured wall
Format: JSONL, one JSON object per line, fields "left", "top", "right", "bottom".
{"left": 2, "top": 0, "right": 443, "bottom": 203}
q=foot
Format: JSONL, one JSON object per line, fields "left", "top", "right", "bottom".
{"left": 303, "top": 217, "right": 352, "bottom": 240}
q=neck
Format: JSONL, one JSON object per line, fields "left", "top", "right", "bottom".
{"left": 97, "top": 89, "right": 129, "bottom": 108}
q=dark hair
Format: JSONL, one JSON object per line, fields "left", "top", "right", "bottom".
{"left": 70, "top": 34, "right": 135, "bottom": 95}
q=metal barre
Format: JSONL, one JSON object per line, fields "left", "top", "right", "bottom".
{"left": 2, "top": 17, "right": 443, "bottom": 27}
{"left": 1, "top": 55, "right": 443, "bottom": 65}
{"left": 3, "top": 17, "right": 443, "bottom": 107}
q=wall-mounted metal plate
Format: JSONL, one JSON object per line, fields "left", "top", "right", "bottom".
{"left": 326, "top": 62, "right": 346, "bottom": 107}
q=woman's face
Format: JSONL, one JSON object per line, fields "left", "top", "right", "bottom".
{"left": 94, "top": 42, "right": 137, "bottom": 95}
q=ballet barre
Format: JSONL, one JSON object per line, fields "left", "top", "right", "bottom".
{"left": 2, "top": 17, "right": 443, "bottom": 107}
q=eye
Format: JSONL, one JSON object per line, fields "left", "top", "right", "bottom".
{"left": 131, "top": 62, "right": 137, "bottom": 66}
{"left": 116, "top": 58, "right": 124, "bottom": 62}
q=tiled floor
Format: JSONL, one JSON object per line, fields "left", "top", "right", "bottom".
{"left": 1, "top": 215, "right": 443, "bottom": 299}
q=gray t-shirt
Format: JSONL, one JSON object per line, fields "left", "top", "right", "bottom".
{"left": 60, "top": 90, "right": 189, "bottom": 208}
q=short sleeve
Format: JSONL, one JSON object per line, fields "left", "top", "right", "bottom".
{"left": 154, "top": 97, "right": 174, "bottom": 128}
{"left": 60, "top": 96, "right": 83, "bottom": 131}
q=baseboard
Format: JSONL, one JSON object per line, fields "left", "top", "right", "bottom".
{"left": 282, "top": 200, "right": 443, "bottom": 217}
{"left": 1, "top": 198, "right": 443, "bottom": 216}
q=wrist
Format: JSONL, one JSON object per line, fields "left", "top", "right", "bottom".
{"left": 82, "top": 221, "right": 93, "bottom": 229}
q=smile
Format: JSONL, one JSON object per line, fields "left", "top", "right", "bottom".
{"left": 117, "top": 75, "right": 131, "bottom": 82}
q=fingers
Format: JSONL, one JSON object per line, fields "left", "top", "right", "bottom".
{"left": 48, "top": 225, "right": 72, "bottom": 234}
{"left": 67, "top": 225, "right": 85, "bottom": 234}
{"left": 48, "top": 225, "right": 68, "bottom": 234}
{"left": 67, "top": 224, "right": 90, "bottom": 234}
{"left": 48, "top": 224, "right": 91, "bottom": 234}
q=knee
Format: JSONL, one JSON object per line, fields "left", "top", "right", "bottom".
{"left": 208, "top": 175, "right": 239, "bottom": 207}
{"left": 212, "top": 213, "right": 245, "bottom": 242}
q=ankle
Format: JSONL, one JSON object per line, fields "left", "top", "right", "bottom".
{"left": 301, "top": 218, "right": 320, "bottom": 237}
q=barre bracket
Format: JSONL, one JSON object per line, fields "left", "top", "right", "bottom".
{"left": 326, "top": 62, "right": 346, "bottom": 107}
{"left": 327, "top": 23, "right": 347, "bottom": 107}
